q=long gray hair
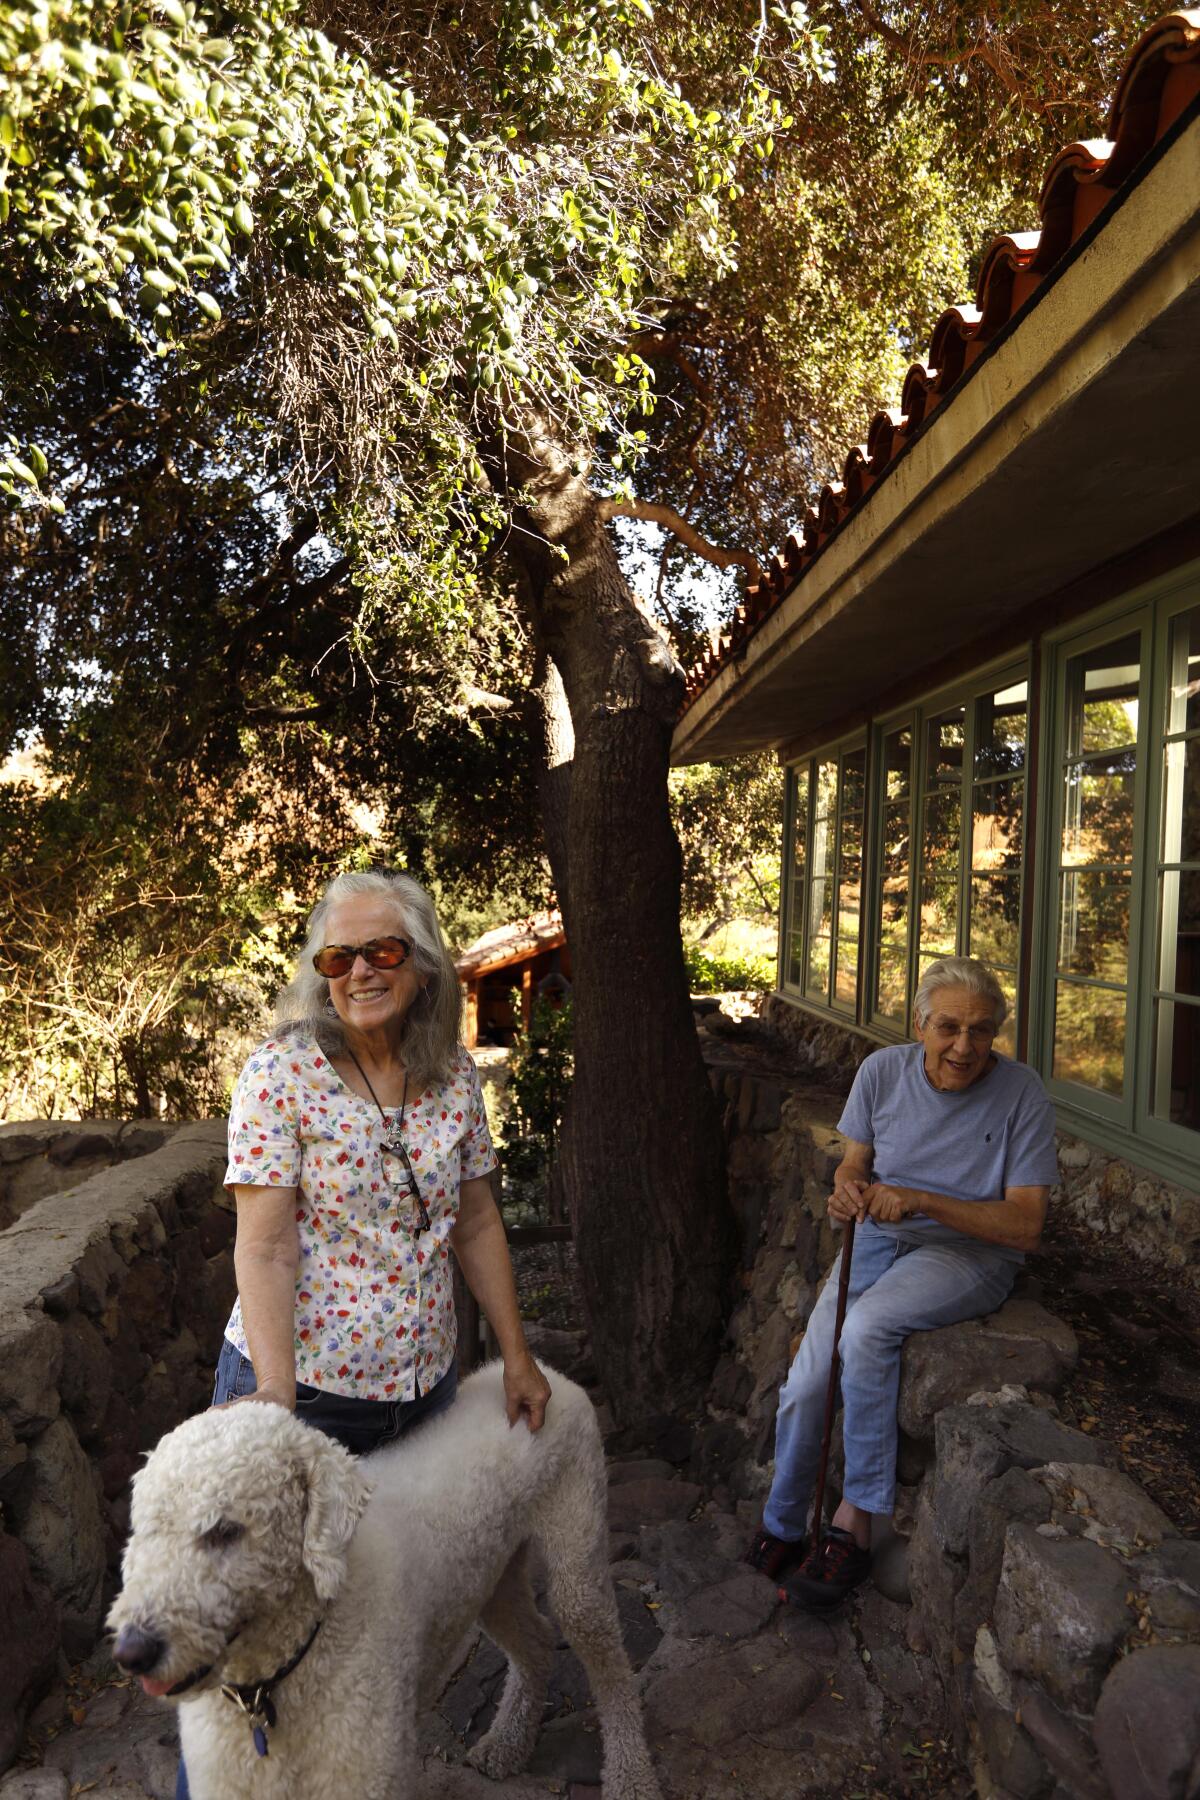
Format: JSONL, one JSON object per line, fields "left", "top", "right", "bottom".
{"left": 913, "top": 955, "right": 1008, "bottom": 1032}
{"left": 275, "top": 869, "right": 462, "bottom": 1090}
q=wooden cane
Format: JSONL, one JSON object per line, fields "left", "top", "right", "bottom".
{"left": 807, "top": 1216, "right": 856, "bottom": 1546}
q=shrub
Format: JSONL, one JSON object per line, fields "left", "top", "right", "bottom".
{"left": 683, "top": 943, "right": 776, "bottom": 993}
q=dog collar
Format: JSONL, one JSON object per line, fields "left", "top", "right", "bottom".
{"left": 220, "top": 1619, "right": 323, "bottom": 1757}
{"left": 162, "top": 1624, "right": 243, "bottom": 1698}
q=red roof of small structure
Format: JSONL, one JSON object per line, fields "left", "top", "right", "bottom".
{"left": 454, "top": 911, "right": 566, "bottom": 980}
{"left": 679, "top": 9, "right": 1200, "bottom": 716}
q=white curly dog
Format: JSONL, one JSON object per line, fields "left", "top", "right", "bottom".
{"left": 109, "top": 1362, "right": 662, "bottom": 1800}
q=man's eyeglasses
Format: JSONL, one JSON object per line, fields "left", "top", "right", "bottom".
{"left": 928, "top": 1019, "right": 996, "bottom": 1045}
{"left": 312, "top": 936, "right": 412, "bottom": 979}
{"left": 381, "top": 1134, "right": 431, "bottom": 1235}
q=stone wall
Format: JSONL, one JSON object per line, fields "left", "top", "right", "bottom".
{"left": 698, "top": 1044, "right": 1200, "bottom": 1800}
{"left": 0, "top": 1119, "right": 175, "bottom": 1232}
{"left": 759, "top": 992, "right": 1200, "bottom": 1285}
{"left": 0, "top": 1124, "right": 233, "bottom": 1773}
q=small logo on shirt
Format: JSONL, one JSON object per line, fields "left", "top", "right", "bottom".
{"left": 985, "top": 1132, "right": 992, "bottom": 1142}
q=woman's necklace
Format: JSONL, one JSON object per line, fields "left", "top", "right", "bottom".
{"left": 343, "top": 1047, "right": 431, "bottom": 1234}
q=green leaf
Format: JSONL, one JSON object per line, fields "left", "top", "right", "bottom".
{"left": 28, "top": 445, "right": 48, "bottom": 480}
{"left": 0, "top": 113, "right": 15, "bottom": 150}
{"left": 232, "top": 200, "right": 254, "bottom": 236}
{"left": 143, "top": 266, "right": 176, "bottom": 293}
{"left": 195, "top": 290, "right": 222, "bottom": 322}
{"left": 350, "top": 181, "right": 370, "bottom": 223}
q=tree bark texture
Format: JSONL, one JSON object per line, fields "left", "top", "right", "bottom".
{"left": 501, "top": 419, "right": 735, "bottom": 1427}
{"left": 525, "top": 651, "right": 574, "bottom": 935}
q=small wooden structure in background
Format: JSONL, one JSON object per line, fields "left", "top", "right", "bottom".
{"left": 455, "top": 910, "right": 570, "bottom": 1050}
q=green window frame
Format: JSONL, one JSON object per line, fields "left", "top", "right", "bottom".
{"left": 780, "top": 737, "right": 866, "bottom": 1016}
{"left": 868, "top": 664, "right": 1030, "bottom": 1050}
{"left": 1033, "top": 566, "right": 1200, "bottom": 1179}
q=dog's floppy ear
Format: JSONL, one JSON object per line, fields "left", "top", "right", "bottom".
{"left": 297, "top": 1431, "right": 372, "bottom": 1602}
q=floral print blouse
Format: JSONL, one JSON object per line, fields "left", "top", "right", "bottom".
{"left": 222, "top": 1034, "right": 497, "bottom": 1401}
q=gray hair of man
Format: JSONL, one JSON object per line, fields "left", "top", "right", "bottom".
{"left": 913, "top": 955, "right": 1009, "bottom": 1033}
{"left": 274, "top": 869, "right": 462, "bottom": 1090}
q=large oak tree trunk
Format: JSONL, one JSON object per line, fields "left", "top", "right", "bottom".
{"left": 502, "top": 421, "right": 735, "bottom": 1427}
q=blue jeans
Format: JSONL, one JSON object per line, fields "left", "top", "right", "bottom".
{"left": 763, "top": 1218, "right": 1016, "bottom": 1537}
{"left": 175, "top": 1343, "right": 457, "bottom": 1800}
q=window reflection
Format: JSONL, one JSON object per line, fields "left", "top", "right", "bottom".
{"left": 1055, "top": 636, "right": 1140, "bottom": 1099}
{"left": 918, "top": 710, "right": 964, "bottom": 976}
{"left": 876, "top": 725, "right": 913, "bottom": 1026}
{"left": 1053, "top": 983, "right": 1127, "bottom": 1096}
{"left": 835, "top": 748, "right": 866, "bottom": 1009}
{"left": 785, "top": 766, "right": 809, "bottom": 988}
{"left": 1153, "top": 605, "right": 1200, "bottom": 1128}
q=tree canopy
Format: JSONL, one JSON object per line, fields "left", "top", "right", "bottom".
{"left": 0, "top": 0, "right": 1163, "bottom": 1124}
{"left": 1, "top": 0, "right": 1165, "bottom": 1417}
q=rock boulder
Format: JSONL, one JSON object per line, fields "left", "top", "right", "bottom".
{"left": 898, "top": 1297, "right": 1077, "bottom": 1441}
{"left": 1092, "top": 1644, "right": 1200, "bottom": 1800}
{"left": 993, "top": 1524, "right": 1131, "bottom": 1713}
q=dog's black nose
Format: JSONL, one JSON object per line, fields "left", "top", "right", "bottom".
{"left": 112, "top": 1623, "right": 166, "bottom": 1674}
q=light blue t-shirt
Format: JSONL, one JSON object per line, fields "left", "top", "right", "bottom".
{"left": 837, "top": 1043, "right": 1059, "bottom": 1263}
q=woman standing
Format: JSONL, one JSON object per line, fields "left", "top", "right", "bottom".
{"left": 217, "top": 865, "right": 551, "bottom": 1442}
{"left": 173, "top": 869, "right": 549, "bottom": 1798}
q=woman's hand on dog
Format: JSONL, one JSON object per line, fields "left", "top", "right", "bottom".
{"left": 503, "top": 1352, "right": 552, "bottom": 1432}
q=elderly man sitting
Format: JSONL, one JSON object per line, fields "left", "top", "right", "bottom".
{"left": 746, "top": 955, "right": 1059, "bottom": 1609}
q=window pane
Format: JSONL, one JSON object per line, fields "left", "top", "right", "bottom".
{"left": 920, "top": 866, "right": 959, "bottom": 958}
{"left": 1166, "top": 605, "right": 1200, "bottom": 736}
{"left": 975, "top": 681, "right": 1027, "bottom": 778}
{"left": 1062, "top": 757, "right": 1137, "bottom": 866}
{"left": 1074, "top": 633, "right": 1140, "bottom": 752}
{"left": 970, "top": 873, "right": 1022, "bottom": 967}
{"left": 920, "top": 787, "right": 959, "bottom": 958}
{"left": 972, "top": 779, "right": 1024, "bottom": 871}
{"left": 876, "top": 951, "right": 908, "bottom": 1026}
{"left": 841, "top": 747, "right": 866, "bottom": 815}
{"left": 785, "top": 766, "right": 809, "bottom": 987}
{"left": 1157, "top": 868, "right": 1200, "bottom": 1001}
{"left": 884, "top": 726, "right": 913, "bottom": 801}
{"left": 1152, "top": 998, "right": 1200, "bottom": 1128}
{"left": 807, "top": 790, "right": 833, "bottom": 997}
{"left": 806, "top": 883, "right": 832, "bottom": 997}
{"left": 926, "top": 707, "right": 966, "bottom": 786}
{"left": 1057, "top": 871, "right": 1131, "bottom": 980}
{"left": 1053, "top": 983, "right": 1126, "bottom": 1096}
{"left": 876, "top": 791, "right": 910, "bottom": 1025}
{"left": 1162, "top": 735, "right": 1200, "bottom": 864}
{"left": 994, "top": 977, "right": 1018, "bottom": 1059}
{"left": 815, "top": 759, "right": 837, "bottom": 818}
{"left": 835, "top": 850, "right": 861, "bottom": 1005}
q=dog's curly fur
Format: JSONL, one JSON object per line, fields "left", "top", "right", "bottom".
{"left": 108, "top": 1362, "right": 662, "bottom": 1800}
